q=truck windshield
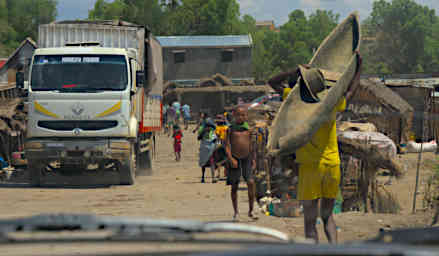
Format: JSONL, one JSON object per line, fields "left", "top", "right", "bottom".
{"left": 31, "top": 55, "right": 128, "bottom": 91}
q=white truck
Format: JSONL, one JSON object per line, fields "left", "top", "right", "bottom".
{"left": 25, "top": 20, "right": 163, "bottom": 186}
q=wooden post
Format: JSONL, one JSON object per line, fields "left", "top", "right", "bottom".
{"left": 412, "top": 136, "right": 423, "bottom": 214}
{"left": 413, "top": 91, "right": 429, "bottom": 214}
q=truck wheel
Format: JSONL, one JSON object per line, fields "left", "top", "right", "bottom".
{"left": 28, "top": 161, "right": 41, "bottom": 187}
{"left": 119, "top": 145, "right": 136, "bottom": 185}
{"left": 137, "top": 150, "right": 152, "bottom": 176}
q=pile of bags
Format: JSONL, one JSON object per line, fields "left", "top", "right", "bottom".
{"left": 338, "top": 131, "right": 397, "bottom": 158}
{"left": 405, "top": 140, "right": 437, "bottom": 153}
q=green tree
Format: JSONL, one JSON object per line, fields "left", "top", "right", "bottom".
{"left": 164, "top": 0, "right": 242, "bottom": 35}
{"left": 369, "top": 0, "right": 436, "bottom": 73}
{"left": 307, "top": 10, "right": 339, "bottom": 52}
{"left": 240, "top": 14, "right": 257, "bottom": 34}
{"left": 424, "top": 17, "right": 439, "bottom": 73}
{"left": 89, "top": 0, "right": 126, "bottom": 20}
{"left": 200, "top": 0, "right": 242, "bottom": 34}
{"left": 0, "top": 0, "right": 57, "bottom": 56}
{"left": 271, "top": 9, "right": 337, "bottom": 72}
{"left": 251, "top": 29, "right": 280, "bottom": 80}
{"left": 89, "top": 0, "right": 166, "bottom": 35}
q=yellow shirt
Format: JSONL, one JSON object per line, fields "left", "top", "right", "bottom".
{"left": 295, "top": 98, "right": 346, "bottom": 165}
{"left": 215, "top": 125, "right": 228, "bottom": 141}
{"left": 283, "top": 88, "right": 292, "bottom": 101}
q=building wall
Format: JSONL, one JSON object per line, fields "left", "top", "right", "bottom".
{"left": 162, "top": 47, "right": 252, "bottom": 82}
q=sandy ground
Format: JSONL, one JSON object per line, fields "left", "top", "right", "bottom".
{"left": 0, "top": 126, "right": 436, "bottom": 251}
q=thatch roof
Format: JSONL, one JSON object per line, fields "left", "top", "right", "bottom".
{"left": 356, "top": 78, "right": 413, "bottom": 114}
{"left": 168, "top": 85, "right": 273, "bottom": 94}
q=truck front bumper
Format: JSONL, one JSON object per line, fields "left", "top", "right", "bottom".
{"left": 25, "top": 139, "right": 131, "bottom": 165}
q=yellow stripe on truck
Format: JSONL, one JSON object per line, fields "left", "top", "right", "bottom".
{"left": 34, "top": 101, "right": 60, "bottom": 119}
{"left": 95, "top": 101, "right": 121, "bottom": 118}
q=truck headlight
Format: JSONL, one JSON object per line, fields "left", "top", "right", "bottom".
{"left": 110, "top": 141, "right": 130, "bottom": 149}
{"left": 25, "top": 141, "right": 43, "bottom": 149}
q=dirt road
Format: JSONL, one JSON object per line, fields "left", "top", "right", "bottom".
{"left": 0, "top": 127, "right": 435, "bottom": 243}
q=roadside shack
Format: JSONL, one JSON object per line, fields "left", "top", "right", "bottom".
{"left": 383, "top": 76, "right": 439, "bottom": 142}
{"left": 341, "top": 78, "right": 414, "bottom": 147}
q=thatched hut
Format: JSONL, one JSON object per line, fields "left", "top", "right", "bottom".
{"left": 341, "top": 78, "right": 413, "bottom": 146}
{"left": 164, "top": 85, "right": 273, "bottom": 119}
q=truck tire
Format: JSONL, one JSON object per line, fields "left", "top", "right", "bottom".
{"left": 119, "top": 145, "right": 136, "bottom": 185}
{"left": 28, "top": 161, "right": 41, "bottom": 187}
{"left": 137, "top": 150, "right": 152, "bottom": 176}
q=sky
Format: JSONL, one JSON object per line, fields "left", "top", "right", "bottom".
{"left": 57, "top": 0, "right": 439, "bottom": 26}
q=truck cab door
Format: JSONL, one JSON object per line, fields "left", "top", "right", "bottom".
{"left": 130, "top": 59, "right": 144, "bottom": 122}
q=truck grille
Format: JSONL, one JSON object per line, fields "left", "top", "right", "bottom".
{"left": 38, "top": 121, "right": 118, "bottom": 131}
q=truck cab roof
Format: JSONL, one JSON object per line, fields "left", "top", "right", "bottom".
{"left": 34, "top": 47, "right": 131, "bottom": 56}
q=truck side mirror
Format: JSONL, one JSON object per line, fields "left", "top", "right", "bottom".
{"left": 136, "top": 71, "right": 145, "bottom": 87}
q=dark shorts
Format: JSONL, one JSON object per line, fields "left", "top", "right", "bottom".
{"left": 226, "top": 156, "right": 253, "bottom": 186}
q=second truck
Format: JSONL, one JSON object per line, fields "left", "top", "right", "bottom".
{"left": 25, "top": 20, "right": 163, "bottom": 186}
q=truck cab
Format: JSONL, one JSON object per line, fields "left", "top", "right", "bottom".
{"left": 25, "top": 21, "right": 163, "bottom": 186}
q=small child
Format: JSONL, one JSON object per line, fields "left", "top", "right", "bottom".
{"left": 215, "top": 116, "right": 229, "bottom": 178}
{"left": 225, "top": 106, "right": 257, "bottom": 221}
{"left": 172, "top": 124, "right": 183, "bottom": 161}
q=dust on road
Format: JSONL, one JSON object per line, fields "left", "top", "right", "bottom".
{"left": 0, "top": 126, "right": 435, "bottom": 243}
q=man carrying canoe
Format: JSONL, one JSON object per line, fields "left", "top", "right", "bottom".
{"left": 268, "top": 54, "right": 362, "bottom": 243}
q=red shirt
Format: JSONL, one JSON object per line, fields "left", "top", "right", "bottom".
{"left": 174, "top": 131, "right": 182, "bottom": 144}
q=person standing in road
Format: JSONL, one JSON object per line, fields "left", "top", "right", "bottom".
{"left": 193, "top": 111, "right": 208, "bottom": 134}
{"left": 172, "top": 124, "right": 183, "bottom": 162}
{"left": 172, "top": 101, "right": 181, "bottom": 125}
{"left": 181, "top": 103, "right": 191, "bottom": 130}
{"left": 225, "top": 106, "right": 257, "bottom": 221}
{"left": 215, "top": 115, "right": 229, "bottom": 179}
{"left": 291, "top": 56, "right": 362, "bottom": 244}
{"left": 197, "top": 118, "right": 218, "bottom": 183}
{"left": 163, "top": 104, "right": 169, "bottom": 135}
{"left": 167, "top": 105, "right": 176, "bottom": 136}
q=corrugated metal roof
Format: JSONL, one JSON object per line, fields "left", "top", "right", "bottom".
{"left": 156, "top": 35, "right": 252, "bottom": 48}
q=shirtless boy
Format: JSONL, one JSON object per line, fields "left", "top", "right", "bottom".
{"left": 225, "top": 106, "right": 257, "bottom": 221}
